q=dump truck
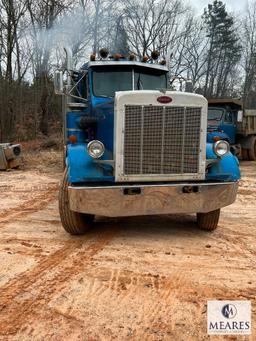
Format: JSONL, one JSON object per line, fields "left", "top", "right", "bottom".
{"left": 0, "top": 143, "right": 22, "bottom": 170}
{"left": 54, "top": 48, "right": 240, "bottom": 235}
{"left": 207, "top": 98, "right": 256, "bottom": 160}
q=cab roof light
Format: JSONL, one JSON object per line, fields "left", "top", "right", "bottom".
{"left": 99, "top": 48, "right": 109, "bottom": 59}
{"left": 129, "top": 54, "right": 136, "bottom": 61}
{"left": 151, "top": 50, "right": 160, "bottom": 60}
{"left": 160, "top": 58, "right": 167, "bottom": 65}
{"left": 113, "top": 53, "right": 122, "bottom": 61}
{"left": 90, "top": 47, "right": 167, "bottom": 66}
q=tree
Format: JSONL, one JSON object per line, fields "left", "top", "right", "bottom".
{"left": 26, "top": 0, "right": 72, "bottom": 135}
{"left": 242, "top": 1, "right": 256, "bottom": 108}
{"left": 202, "top": 0, "right": 241, "bottom": 97}
{"left": 0, "top": 0, "right": 27, "bottom": 82}
{"left": 169, "top": 15, "right": 209, "bottom": 89}
{"left": 122, "top": 0, "right": 185, "bottom": 58}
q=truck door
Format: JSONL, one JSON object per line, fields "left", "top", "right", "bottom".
{"left": 219, "top": 110, "right": 237, "bottom": 144}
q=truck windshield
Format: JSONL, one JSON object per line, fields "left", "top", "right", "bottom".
{"left": 93, "top": 67, "right": 132, "bottom": 97}
{"left": 208, "top": 108, "right": 224, "bottom": 125}
{"left": 134, "top": 67, "right": 167, "bottom": 90}
{"left": 92, "top": 66, "right": 167, "bottom": 97}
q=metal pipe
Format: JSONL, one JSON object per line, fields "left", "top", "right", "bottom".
{"left": 64, "top": 46, "right": 73, "bottom": 70}
{"left": 64, "top": 46, "right": 73, "bottom": 88}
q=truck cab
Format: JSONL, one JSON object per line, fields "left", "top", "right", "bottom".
{"left": 207, "top": 99, "right": 242, "bottom": 146}
{"left": 207, "top": 106, "right": 237, "bottom": 144}
{"left": 55, "top": 48, "right": 240, "bottom": 235}
{"left": 207, "top": 98, "right": 256, "bottom": 160}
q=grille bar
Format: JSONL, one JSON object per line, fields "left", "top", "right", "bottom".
{"left": 123, "top": 105, "right": 202, "bottom": 176}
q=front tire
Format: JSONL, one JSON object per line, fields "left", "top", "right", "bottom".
{"left": 248, "top": 137, "right": 256, "bottom": 161}
{"left": 59, "top": 169, "right": 94, "bottom": 235}
{"left": 197, "top": 209, "right": 220, "bottom": 231}
{"left": 241, "top": 148, "right": 249, "bottom": 161}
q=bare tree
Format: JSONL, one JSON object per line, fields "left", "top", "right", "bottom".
{"left": 122, "top": 0, "right": 185, "bottom": 58}
{"left": 170, "top": 15, "right": 208, "bottom": 89}
{"left": 0, "top": 0, "right": 27, "bottom": 81}
{"left": 242, "top": 1, "right": 256, "bottom": 108}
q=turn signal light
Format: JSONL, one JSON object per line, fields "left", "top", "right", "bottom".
{"left": 69, "top": 135, "right": 77, "bottom": 144}
{"left": 213, "top": 136, "right": 221, "bottom": 142}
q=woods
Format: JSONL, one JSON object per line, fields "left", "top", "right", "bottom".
{"left": 0, "top": 0, "right": 255, "bottom": 141}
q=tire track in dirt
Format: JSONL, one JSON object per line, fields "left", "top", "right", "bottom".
{"left": 0, "top": 228, "right": 118, "bottom": 336}
{"left": 78, "top": 265, "right": 256, "bottom": 339}
{"left": 79, "top": 265, "right": 187, "bottom": 336}
{"left": 213, "top": 225, "right": 256, "bottom": 263}
{"left": 0, "top": 184, "right": 58, "bottom": 227}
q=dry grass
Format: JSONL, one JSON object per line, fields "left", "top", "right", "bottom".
{"left": 17, "top": 137, "right": 63, "bottom": 174}
{"left": 23, "top": 149, "right": 63, "bottom": 174}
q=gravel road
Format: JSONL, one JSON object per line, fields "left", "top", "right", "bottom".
{"left": 0, "top": 153, "right": 255, "bottom": 340}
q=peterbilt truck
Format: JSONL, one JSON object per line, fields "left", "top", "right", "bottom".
{"left": 54, "top": 48, "right": 240, "bottom": 235}
{"left": 207, "top": 98, "right": 256, "bottom": 160}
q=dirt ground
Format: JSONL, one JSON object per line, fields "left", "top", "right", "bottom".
{"left": 0, "top": 151, "right": 255, "bottom": 341}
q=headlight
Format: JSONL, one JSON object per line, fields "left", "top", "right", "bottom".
{"left": 213, "top": 140, "right": 230, "bottom": 157}
{"left": 87, "top": 140, "right": 105, "bottom": 159}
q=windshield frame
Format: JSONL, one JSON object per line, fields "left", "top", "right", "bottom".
{"left": 91, "top": 65, "right": 168, "bottom": 98}
{"left": 208, "top": 107, "right": 225, "bottom": 123}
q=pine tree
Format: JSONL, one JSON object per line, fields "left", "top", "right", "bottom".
{"left": 203, "top": 0, "right": 241, "bottom": 97}
{"left": 112, "top": 17, "right": 130, "bottom": 56}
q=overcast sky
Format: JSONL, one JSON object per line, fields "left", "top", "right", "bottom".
{"left": 192, "top": 0, "right": 248, "bottom": 15}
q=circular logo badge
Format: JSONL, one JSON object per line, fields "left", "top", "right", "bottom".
{"left": 221, "top": 304, "right": 237, "bottom": 319}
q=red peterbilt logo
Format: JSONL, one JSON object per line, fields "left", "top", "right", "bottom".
{"left": 157, "top": 96, "right": 173, "bottom": 104}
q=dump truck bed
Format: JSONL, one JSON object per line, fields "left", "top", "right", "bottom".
{"left": 237, "top": 109, "right": 256, "bottom": 136}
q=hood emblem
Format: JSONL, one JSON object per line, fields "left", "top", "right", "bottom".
{"left": 157, "top": 96, "right": 172, "bottom": 104}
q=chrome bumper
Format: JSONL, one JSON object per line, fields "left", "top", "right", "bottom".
{"left": 68, "top": 182, "right": 238, "bottom": 217}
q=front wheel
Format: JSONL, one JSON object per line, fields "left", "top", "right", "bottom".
{"left": 197, "top": 209, "right": 220, "bottom": 231}
{"left": 59, "top": 169, "right": 94, "bottom": 235}
{"left": 248, "top": 137, "right": 256, "bottom": 161}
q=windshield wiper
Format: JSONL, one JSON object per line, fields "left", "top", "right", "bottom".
{"left": 137, "top": 74, "right": 143, "bottom": 90}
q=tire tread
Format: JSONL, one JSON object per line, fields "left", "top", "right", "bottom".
{"left": 197, "top": 209, "right": 220, "bottom": 231}
{"left": 59, "top": 169, "right": 94, "bottom": 235}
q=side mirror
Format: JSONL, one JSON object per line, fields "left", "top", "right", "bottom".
{"left": 237, "top": 110, "right": 243, "bottom": 122}
{"left": 185, "top": 80, "right": 193, "bottom": 93}
{"left": 54, "top": 71, "right": 64, "bottom": 95}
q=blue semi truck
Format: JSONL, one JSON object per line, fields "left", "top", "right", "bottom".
{"left": 54, "top": 48, "right": 240, "bottom": 235}
{"left": 207, "top": 98, "right": 256, "bottom": 160}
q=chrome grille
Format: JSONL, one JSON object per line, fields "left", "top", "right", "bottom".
{"left": 123, "top": 105, "right": 201, "bottom": 175}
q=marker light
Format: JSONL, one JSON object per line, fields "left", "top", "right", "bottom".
{"left": 213, "top": 140, "right": 230, "bottom": 157}
{"left": 160, "top": 59, "right": 166, "bottom": 65}
{"left": 113, "top": 53, "right": 122, "bottom": 61}
{"left": 87, "top": 140, "right": 105, "bottom": 159}
{"left": 151, "top": 50, "right": 160, "bottom": 60}
{"left": 99, "top": 48, "right": 109, "bottom": 59}
{"left": 213, "top": 136, "right": 221, "bottom": 142}
{"left": 69, "top": 135, "right": 77, "bottom": 144}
